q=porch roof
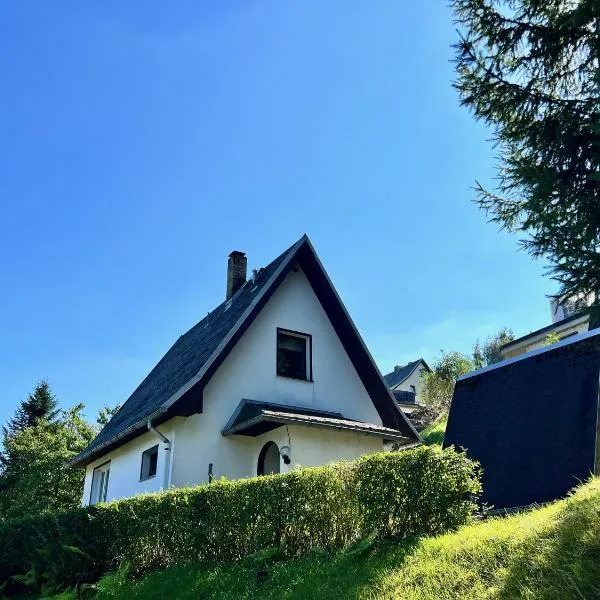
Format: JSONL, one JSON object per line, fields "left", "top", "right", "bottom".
{"left": 222, "top": 399, "right": 414, "bottom": 444}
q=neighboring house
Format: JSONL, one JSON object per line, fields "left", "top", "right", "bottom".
{"left": 500, "top": 295, "right": 595, "bottom": 359}
{"left": 70, "top": 235, "right": 420, "bottom": 506}
{"left": 444, "top": 330, "right": 600, "bottom": 509}
{"left": 383, "top": 359, "right": 431, "bottom": 414}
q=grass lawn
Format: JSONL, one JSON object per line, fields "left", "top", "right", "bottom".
{"left": 50, "top": 477, "right": 600, "bottom": 600}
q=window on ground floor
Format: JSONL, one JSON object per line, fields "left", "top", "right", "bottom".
{"left": 90, "top": 461, "right": 110, "bottom": 505}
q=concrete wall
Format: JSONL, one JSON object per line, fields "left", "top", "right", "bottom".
{"left": 82, "top": 265, "right": 384, "bottom": 504}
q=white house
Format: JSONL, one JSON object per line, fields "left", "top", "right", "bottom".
{"left": 70, "top": 235, "right": 420, "bottom": 505}
{"left": 383, "top": 359, "right": 431, "bottom": 414}
{"left": 500, "top": 294, "right": 596, "bottom": 360}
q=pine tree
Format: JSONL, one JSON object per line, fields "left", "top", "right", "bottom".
{"left": 3, "top": 380, "right": 59, "bottom": 438}
{"left": 452, "top": 0, "right": 600, "bottom": 303}
{"left": 1, "top": 381, "right": 59, "bottom": 472}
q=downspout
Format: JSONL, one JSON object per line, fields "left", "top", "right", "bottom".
{"left": 147, "top": 420, "right": 171, "bottom": 491}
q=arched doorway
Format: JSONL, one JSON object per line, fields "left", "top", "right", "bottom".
{"left": 257, "top": 441, "right": 280, "bottom": 476}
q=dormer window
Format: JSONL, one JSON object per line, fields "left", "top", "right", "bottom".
{"left": 277, "top": 328, "right": 312, "bottom": 381}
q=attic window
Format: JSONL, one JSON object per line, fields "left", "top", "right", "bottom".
{"left": 410, "top": 385, "right": 416, "bottom": 394}
{"left": 140, "top": 445, "right": 158, "bottom": 481}
{"left": 277, "top": 328, "right": 312, "bottom": 381}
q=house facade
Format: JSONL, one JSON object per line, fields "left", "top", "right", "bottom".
{"left": 500, "top": 295, "right": 595, "bottom": 359}
{"left": 71, "top": 236, "right": 419, "bottom": 505}
{"left": 383, "top": 359, "right": 430, "bottom": 414}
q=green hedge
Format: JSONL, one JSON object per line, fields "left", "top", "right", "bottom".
{"left": 0, "top": 445, "right": 480, "bottom": 594}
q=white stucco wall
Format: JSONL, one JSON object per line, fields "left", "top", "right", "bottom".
{"left": 81, "top": 265, "right": 385, "bottom": 504}
{"left": 82, "top": 422, "right": 176, "bottom": 505}
{"left": 172, "top": 265, "right": 382, "bottom": 486}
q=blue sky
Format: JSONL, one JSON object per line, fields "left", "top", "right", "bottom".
{"left": 0, "top": 1, "right": 555, "bottom": 423}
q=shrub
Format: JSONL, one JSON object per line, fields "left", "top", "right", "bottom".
{"left": 0, "top": 445, "right": 480, "bottom": 595}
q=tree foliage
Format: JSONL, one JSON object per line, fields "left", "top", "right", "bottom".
{"left": 421, "top": 351, "right": 474, "bottom": 412}
{"left": 0, "top": 383, "right": 96, "bottom": 522}
{"left": 96, "top": 403, "right": 121, "bottom": 427}
{"left": 452, "top": 0, "right": 600, "bottom": 303}
{"left": 2, "top": 380, "right": 58, "bottom": 441}
{"left": 473, "top": 327, "right": 515, "bottom": 368}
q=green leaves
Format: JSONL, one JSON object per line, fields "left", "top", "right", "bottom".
{"left": 0, "top": 403, "right": 96, "bottom": 523}
{"left": 421, "top": 351, "right": 475, "bottom": 412}
{"left": 0, "top": 446, "right": 481, "bottom": 595}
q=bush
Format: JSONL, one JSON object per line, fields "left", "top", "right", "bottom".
{"left": 0, "top": 445, "right": 480, "bottom": 595}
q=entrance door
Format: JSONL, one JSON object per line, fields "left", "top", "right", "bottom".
{"left": 257, "top": 442, "right": 280, "bottom": 475}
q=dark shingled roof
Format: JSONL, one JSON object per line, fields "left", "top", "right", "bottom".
{"left": 383, "top": 359, "right": 428, "bottom": 389}
{"left": 444, "top": 330, "right": 600, "bottom": 509}
{"left": 72, "top": 238, "right": 304, "bottom": 466}
{"left": 71, "top": 235, "right": 419, "bottom": 467}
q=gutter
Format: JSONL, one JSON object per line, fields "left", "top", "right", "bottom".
{"left": 147, "top": 420, "right": 172, "bottom": 491}
{"left": 68, "top": 406, "right": 168, "bottom": 468}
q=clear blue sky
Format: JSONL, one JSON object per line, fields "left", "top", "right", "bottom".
{"left": 0, "top": 1, "right": 555, "bottom": 423}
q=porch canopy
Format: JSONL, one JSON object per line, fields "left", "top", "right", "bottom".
{"left": 222, "top": 399, "right": 413, "bottom": 444}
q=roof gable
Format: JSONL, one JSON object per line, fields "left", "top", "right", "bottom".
{"left": 71, "top": 235, "right": 418, "bottom": 467}
{"left": 383, "top": 359, "right": 429, "bottom": 388}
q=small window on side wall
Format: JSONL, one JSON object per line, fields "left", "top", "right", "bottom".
{"left": 140, "top": 445, "right": 159, "bottom": 481}
{"left": 277, "top": 328, "right": 312, "bottom": 380}
{"left": 410, "top": 385, "right": 416, "bottom": 394}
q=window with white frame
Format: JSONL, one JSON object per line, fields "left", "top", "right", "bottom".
{"left": 140, "top": 445, "right": 159, "bottom": 481}
{"left": 276, "top": 328, "right": 312, "bottom": 380}
{"left": 89, "top": 461, "right": 110, "bottom": 505}
{"left": 410, "top": 385, "right": 416, "bottom": 394}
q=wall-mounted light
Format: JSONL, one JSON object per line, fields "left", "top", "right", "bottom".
{"left": 279, "top": 445, "right": 291, "bottom": 464}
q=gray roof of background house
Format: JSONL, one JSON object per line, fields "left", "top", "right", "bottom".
{"left": 383, "top": 359, "right": 429, "bottom": 389}
{"left": 71, "top": 235, "right": 420, "bottom": 468}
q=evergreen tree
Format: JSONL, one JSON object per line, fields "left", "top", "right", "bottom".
{"left": 1, "top": 381, "right": 60, "bottom": 472}
{"left": 452, "top": 0, "right": 600, "bottom": 303}
{"left": 3, "top": 380, "right": 59, "bottom": 438}
{"left": 0, "top": 404, "right": 95, "bottom": 521}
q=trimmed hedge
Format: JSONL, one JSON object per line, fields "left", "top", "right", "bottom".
{"left": 0, "top": 446, "right": 480, "bottom": 594}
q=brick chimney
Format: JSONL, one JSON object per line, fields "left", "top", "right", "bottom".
{"left": 226, "top": 251, "right": 247, "bottom": 300}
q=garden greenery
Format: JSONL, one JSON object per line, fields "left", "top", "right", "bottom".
{"left": 0, "top": 445, "right": 480, "bottom": 595}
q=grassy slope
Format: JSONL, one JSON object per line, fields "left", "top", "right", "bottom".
{"left": 54, "top": 478, "right": 600, "bottom": 600}
{"left": 420, "top": 415, "right": 447, "bottom": 446}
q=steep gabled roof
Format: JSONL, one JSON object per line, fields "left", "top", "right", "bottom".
{"left": 383, "top": 359, "right": 430, "bottom": 389}
{"left": 71, "top": 235, "right": 419, "bottom": 467}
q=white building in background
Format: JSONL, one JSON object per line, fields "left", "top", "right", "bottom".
{"left": 70, "top": 235, "right": 420, "bottom": 505}
{"left": 383, "top": 359, "right": 431, "bottom": 414}
{"left": 500, "top": 293, "right": 596, "bottom": 360}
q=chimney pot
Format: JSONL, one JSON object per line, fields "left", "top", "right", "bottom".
{"left": 226, "top": 251, "right": 247, "bottom": 300}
